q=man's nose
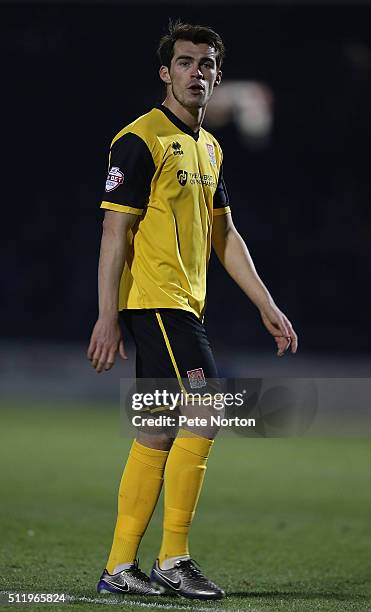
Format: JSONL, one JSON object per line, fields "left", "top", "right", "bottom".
{"left": 190, "top": 64, "right": 203, "bottom": 78}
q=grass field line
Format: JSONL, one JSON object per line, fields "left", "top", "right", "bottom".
{"left": 68, "top": 595, "right": 233, "bottom": 611}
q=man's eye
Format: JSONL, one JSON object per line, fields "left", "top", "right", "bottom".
{"left": 180, "top": 61, "right": 190, "bottom": 66}
{"left": 203, "top": 62, "right": 213, "bottom": 69}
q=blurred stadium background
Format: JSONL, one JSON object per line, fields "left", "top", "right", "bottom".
{"left": 1, "top": 1, "right": 371, "bottom": 610}
{"left": 2, "top": 0, "right": 371, "bottom": 402}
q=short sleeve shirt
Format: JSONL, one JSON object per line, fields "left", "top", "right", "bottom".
{"left": 101, "top": 106, "right": 231, "bottom": 318}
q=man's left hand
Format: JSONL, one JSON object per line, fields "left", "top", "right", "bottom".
{"left": 260, "top": 304, "right": 298, "bottom": 356}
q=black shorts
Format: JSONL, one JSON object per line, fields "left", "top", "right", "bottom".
{"left": 121, "top": 309, "right": 223, "bottom": 437}
{"left": 120, "top": 308, "right": 219, "bottom": 390}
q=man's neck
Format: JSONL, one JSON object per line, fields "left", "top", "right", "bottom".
{"left": 162, "top": 97, "right": 205, "bottom": 133}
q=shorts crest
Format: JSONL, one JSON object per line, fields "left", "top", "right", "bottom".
{"left": 187, "top": 368, "right": 207, "bottom": 389}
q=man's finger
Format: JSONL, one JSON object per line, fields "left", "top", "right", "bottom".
{"left": 91, "top": 345, "right": 102, "bottom": 368}
{"left": 96, "top": 350, "right": 108, "bottom": 373}
{"left": 87, "top": 340, "right": 96, "bottom": 361}
{"left": 276, "top": 335, "right": 291, "bottom": 357}
{"left": 105, "top": 348, "right": 117, "bottom": 370}
{"left": 284, "top": 320, "right": 298, "bottom": 353}
{"left": 278, "top": 318, "right": 290, "bottom": 338}
{"left": 290, "top": 329, "right": 298, "bottom": 353}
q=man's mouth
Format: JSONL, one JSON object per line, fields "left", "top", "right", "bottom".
{"left": 188, "top": 83, "right": 205, "bottom": 92}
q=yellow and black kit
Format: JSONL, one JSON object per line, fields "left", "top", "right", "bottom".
{"left": 101, "top": 105, "right": 231, "bottom": 320}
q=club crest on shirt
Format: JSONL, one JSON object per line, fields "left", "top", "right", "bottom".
{"left": 206, "top": 143, "right": 216, "bottom": 166}
{"left": 187, "top": 368, "right": 207, "bottom": 389}
{"left": 105, "top": 166, "right": 124, "bottom": 192}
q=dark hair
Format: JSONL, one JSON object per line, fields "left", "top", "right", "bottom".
{"left": 157, "top": 20, "right": 225, "bottom": 69}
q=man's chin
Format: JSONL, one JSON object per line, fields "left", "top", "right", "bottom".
{"left": 185, "top": 96, "right": 207, "bottom": 110}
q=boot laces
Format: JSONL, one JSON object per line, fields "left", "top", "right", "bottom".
{"left": 129, "top": 559, "right": 150, "bottom": 582}
{"left": 176, "top": 559, "right": 202, "bottom": 577}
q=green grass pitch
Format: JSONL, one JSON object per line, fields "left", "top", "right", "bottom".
{"left": 1, "top": 402, "right": 371, "bottom": 611}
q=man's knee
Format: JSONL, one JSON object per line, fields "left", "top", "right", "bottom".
{"left": 136, "top": 430, "right": 174, "bottom": 451}
{"left": 179, "top": 401, "right": 225, "bottom": 440}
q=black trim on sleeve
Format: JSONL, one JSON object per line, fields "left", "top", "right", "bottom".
{"left": 213, "top": 164, "right": 230, "bottom": 208}
{"left": 103, "top": 132, "right": 155, "bottom": 209}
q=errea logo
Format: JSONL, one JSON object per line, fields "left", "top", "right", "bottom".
{"left": 172, "top": 141, "right": 184, "bottom": 156}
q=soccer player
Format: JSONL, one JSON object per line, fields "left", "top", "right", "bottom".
{"left": 88, "top": 21, "right": 298, "bottom": 600}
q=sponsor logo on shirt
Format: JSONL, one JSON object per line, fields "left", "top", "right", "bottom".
{"left": 105, "top": 166, "right": 124, "bottom": 192}
{"left": 189, "top": 172, "right": 215, "bottom": 186}
{"left": 187, "top": 368, "right": 207, "bottom": 389}
{"left": 177, "top": 169, "right": 188, "bottom": 186}
{"left": 176, "top": 170, "right": 215, "bottom": 188}
{"left": 206, "top": 143, "right": 216, "bottom": 165}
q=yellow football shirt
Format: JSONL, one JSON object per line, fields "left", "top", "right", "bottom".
{"left": 101, "top": 105, "right": 231, "bottom": 319}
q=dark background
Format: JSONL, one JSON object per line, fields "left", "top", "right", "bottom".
{"left": 2, "top": 2, "right": 370, "bottom": 355}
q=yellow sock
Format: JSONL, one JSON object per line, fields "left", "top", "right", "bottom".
{"left": 106, "top": 440, "right": 169, "bottom": 574}
{"left": 158, "top": 429, "right": 213, "bottom": 567}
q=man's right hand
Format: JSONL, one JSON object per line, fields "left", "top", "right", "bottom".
{"left": 87, "top": 317, "right": 128, "bottom": 373}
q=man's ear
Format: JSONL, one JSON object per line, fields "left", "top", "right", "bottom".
{"left": 159, "top": 65, "right": 171, "bottom": 85}
{"left": 214, "top": 70, "right": 222, "bottom": 87}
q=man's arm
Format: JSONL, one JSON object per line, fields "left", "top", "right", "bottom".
{"left": 87, "top": 210, "right": 137, "bottom": 373}
{"left": 212, "top": 213, "right": 298, "bottom": 355}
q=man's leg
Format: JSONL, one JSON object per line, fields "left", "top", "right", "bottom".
{"left": 103, "top": 310, "right": 177, "bottom": 575}
{"left": 158, "top": 428, "right": 213, "bottom": 568}
{"left": 98, "top": 311, "right": 180, "bottom": 595}
{"left": 151, "top": 422, "right": 224, "bottom": 599}
{"left": 106, "top": 434, "right": 171, "bottom": 574}
{"left": 149, "top": 310, "right": 225, "bottom": 599}
{"left": 97, "top": 431, "right": 173, "bottom": 596}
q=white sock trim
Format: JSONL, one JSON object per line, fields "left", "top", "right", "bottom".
{"left": 113, "top": 562, "right": 134, "bottom": 573}
{"left": 159, "top": 555, "right": 190, "bottom": 570}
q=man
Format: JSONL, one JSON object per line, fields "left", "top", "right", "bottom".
{"left": 88, "top": 21, "right": 298, "bottom": 601}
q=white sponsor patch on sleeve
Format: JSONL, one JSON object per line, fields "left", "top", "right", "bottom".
{"left": 105, "top": 166, "right": 124, "bottom": 192}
